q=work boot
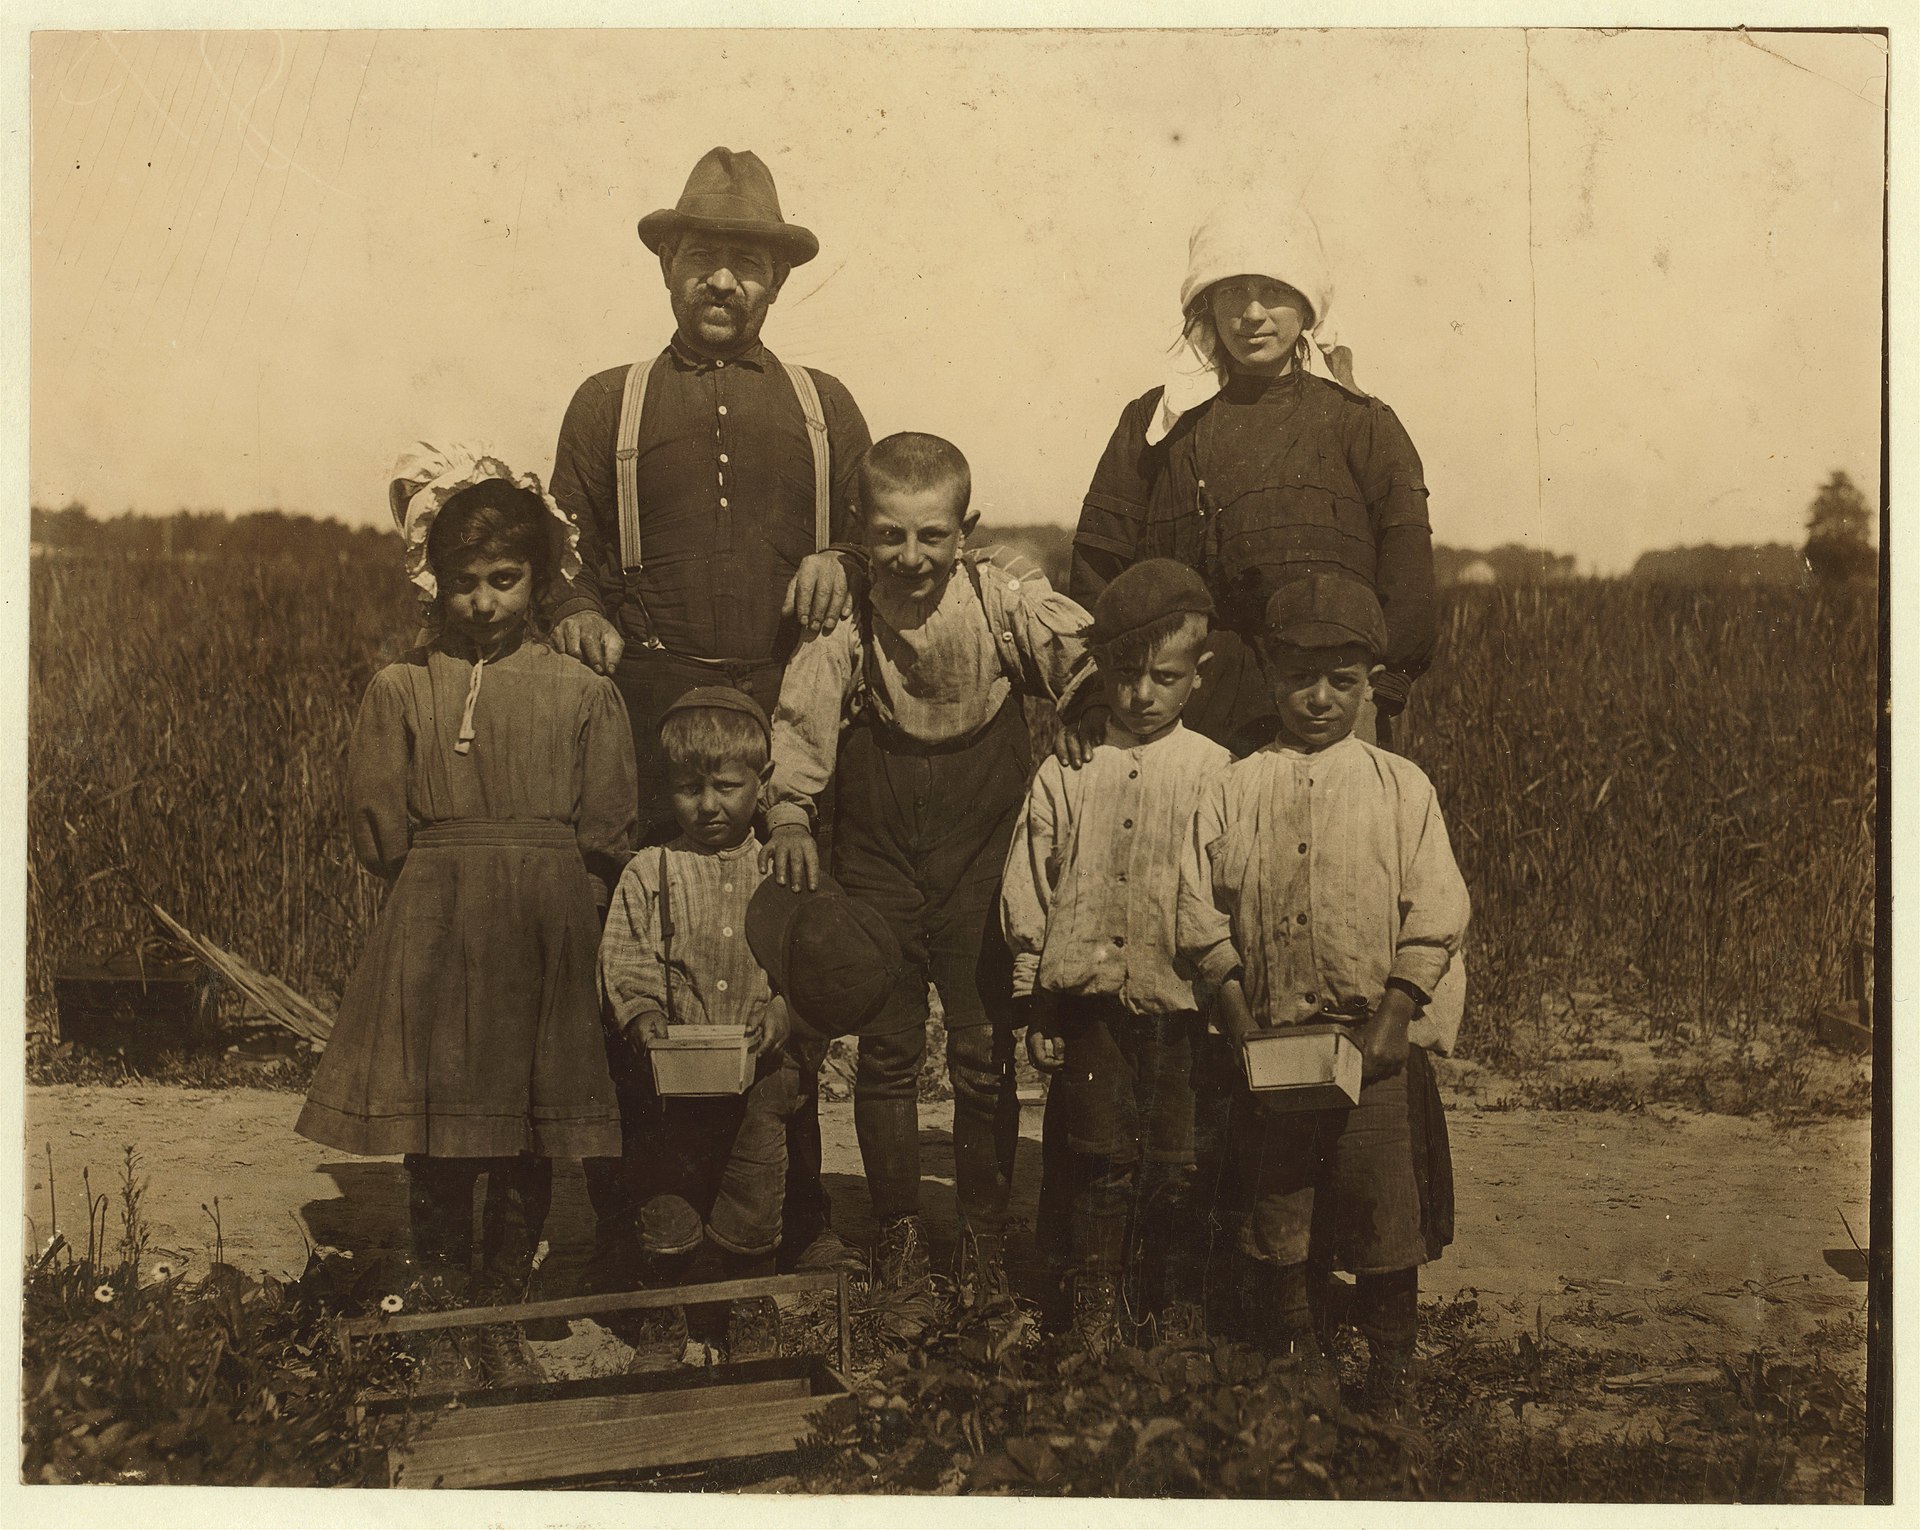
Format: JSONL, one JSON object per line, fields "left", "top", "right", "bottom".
{"left": 786, "top": 1225, "right": 867, "bottom": 1276}
{"left": 1071, "top": 1272, "right": 1127, "bottom": 1359}
{"left": 1361, "top": 1348, "right": 1418, "bottom": 1425}
{"left": 623, "top": 1304, "right": 690, "bottom": 1373}
{"left": 952, "top": 1225, "right": 1010, "bottom": 1310}
{"left": 726, "top": 1297, "right": 782, "bottom": 1362}
{"left": 1147, "top": 1297, "right": 1209, "bottom": 1350}
{"left": 472, "top": 1324, "right": 548, "bottom": 1390}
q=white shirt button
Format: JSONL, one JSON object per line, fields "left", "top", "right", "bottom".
{"left": 714, "top": 359, "right": 726, "bottom": 368}
{"left": 723, "top": 882, "right": 733, "bottom": 893}
{"left": 719, "top": 454, "right": 730, "bottom": 464}
{"left": 718, "top": 405, "right": 729, "bottom": 416}
{"left": 723, "top": 926, "right": 734, "bottom": 937}
{"left": 716, "top": 979, "right": 730, "bottom": 991}
{"left": 720, "top": 498, "right": 729, "bottom": 508}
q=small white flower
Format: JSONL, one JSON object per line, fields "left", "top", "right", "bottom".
{"left": 149, "top": 1261, "right": 178, "bottom": 1283}
{"left": 93, "top": 1284, "right": 115, "bottom": 1305}
{"left": 380, "top": 1293, "right": 405, "bottom": 1314}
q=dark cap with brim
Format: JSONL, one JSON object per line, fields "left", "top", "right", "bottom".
{"left": 1085, "top": 557, "right": 1216, "bottom": 649}
{"left": 638, "top": 147, "right": 819, "bottom": 266}
{"left": 746, "top": 874, "right": 902, "bottom": 1036}
{"left": 1262, "top": 572, "right": 1388, "bottom": 658}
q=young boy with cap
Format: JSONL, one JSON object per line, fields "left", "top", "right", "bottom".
{"left": 597, "top": 686, "right": 800, "bottom": 1366}
{"left": 764, "top": 432, "right": 1094, "bottom": 1309}
{"left": 1000, "top": 558, "right": 1230, "bottom": 1351}
{"left": 1177, "top": 572, "right": 1469, "bottom": 1415}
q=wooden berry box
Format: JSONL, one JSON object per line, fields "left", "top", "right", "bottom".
{"left": 339, "top": 1272, "right": 854, "bottom": 1489}
{"left": 53, "top": 952, "right": 218, "bottom": 1059}
{"left": 1240, "top": 1021, "right": 1363, "bottom": 1110}
{"left": 650, "top": 1024, "right": 753, "bottom": 1097}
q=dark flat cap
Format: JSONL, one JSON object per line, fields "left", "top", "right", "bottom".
{"left": 746, "top": 874, "right": 902, "bottom": 1036}
{"left": 659, "top": 685, "right": 772, "bottom": 743}
{"left": 1263, "top": 572, "right": 1388, "bottom": 657}
{"left": 1085, "top": 557, "right": 1216, "bottom": 648}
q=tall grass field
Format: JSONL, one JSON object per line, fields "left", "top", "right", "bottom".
{"left": 27, "top": 548, "right": 1877, "bottom": 1067}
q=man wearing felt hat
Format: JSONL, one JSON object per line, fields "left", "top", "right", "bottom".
{"left": 549, "top": 147, "right": 872, "bottom": 1277}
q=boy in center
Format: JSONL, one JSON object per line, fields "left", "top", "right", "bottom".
{"left": 1000, "top": 558, "right": 1231, "bottom": 1351}
{"left": 765, "top": 432, "right": 1093, "bottom": 1305}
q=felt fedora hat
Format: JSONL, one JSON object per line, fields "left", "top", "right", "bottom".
{"left": 637, "top": 147, "right": 819, "bottom": 266}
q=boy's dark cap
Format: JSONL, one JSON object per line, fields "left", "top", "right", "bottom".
{"left": 746, "top": 875, "right": 902, "bottom": 1035}
{"left": 1085, "top": 558, "right": 1216, "bottom": 648}
{"left": 659, "top": 685, "right": 772, "bottom": 744}
{"left": 1263, "top": 573, "right": 1388, "bottom": 657}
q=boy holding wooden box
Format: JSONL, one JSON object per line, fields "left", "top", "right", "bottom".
{"left": 1176, "top": 573, "right": 1469, "bottom": 1415}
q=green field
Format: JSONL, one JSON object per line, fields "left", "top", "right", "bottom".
{"left": 27, "top": 550, "right": 1877, "bottom": 1075}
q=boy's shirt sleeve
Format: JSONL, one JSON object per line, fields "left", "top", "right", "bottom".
{"left": 597, "top": 855, "right": 670, "bottom": 1033}
{"left": 1390, "top": 773, "right": 1472, "bottom": 999}
{"left": 985, "top": 563, "right": 1095, "bottom": 706}
{"left": 766, "top": 621, "right": 861, "bottom": 833}
{"left": 1000, "top": 758, "right": 1069, "bottom": 1000}
{"left": 1177, "top": 771, "right": 1242, "bottom": 998}
{"left": 345, "top": 668, "right": 412, "bottom": 882}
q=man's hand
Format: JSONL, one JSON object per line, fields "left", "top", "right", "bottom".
{"left": 1356, "top": 986, "right": 1417, "bottom": 1081}
{"left": 782, "top": 550, "right": 855, "bottom": 635}
{"left": 1217, "top": 978, "right": 1260, "bottom": 1050}
{"left": 1020, "top": 992, "right": 1064, "bottom": 1073}
{"left": 551, "top": 611, "right": 626, "bottom": 676}
{"left": 762, "top": 823, "right": 821, "bottom": 891}
{"left": 1054, "top": 703, "right": 1109, "bottom": 770}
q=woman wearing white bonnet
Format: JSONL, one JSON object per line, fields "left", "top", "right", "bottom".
{"left": 1068, "top": 199, "right": 1437, "bottom": 753}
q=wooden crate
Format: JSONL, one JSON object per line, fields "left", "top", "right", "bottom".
{"left": 340, "top": 1272, "right": 853, "bottom": 1489}
{"left": 53, "top": 953, "right": 217, "bottom": 1058}
{"left": 1241, "top": 1022, "right": 1362, "bottom": 1110}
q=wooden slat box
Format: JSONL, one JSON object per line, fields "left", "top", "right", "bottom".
{"left": 1241, "top": 1022, "right": 1363, "bottom": 1111}
{"left": 650, "top": 1024, "right": 753, "bottom": 1097}
{"left": 340, "top": 1272, "right": 853, "bottom": 1490}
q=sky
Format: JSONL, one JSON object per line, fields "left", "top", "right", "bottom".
{"left": 27, "top": 25, "right": 1888, "bottom": 573}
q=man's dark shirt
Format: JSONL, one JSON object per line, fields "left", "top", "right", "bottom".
{"left": 549, "top": 334, "right": 871, "bottom": 663}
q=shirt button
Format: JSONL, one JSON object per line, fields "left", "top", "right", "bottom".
{"left": 1122, "top": 818, "right": 1133, "bottom": 830}
{"left": 718, "top": 405, "right": 729, "bottom": 415}
{"left": 714, "top": 359, "right": 726, "bottom": 368}
{"left": 1295, "top": 913, "right": 1308, "bottom": 926}
{"left": 716, "top": 979, "right": 729, "bottom": 991}
{"left": 1305, "top": 992, "right": 1318, "bottom": 1005}
{"left": 723, "top": 883, "right": 733, "bottom": 893}
{"left": 1129, "top": 769, "right": 1139, "bottom": 780}
{"left": 719, "top": 453, "right": 729, "bottom": 464}
{"left": 1001, "top": 631, "right": 1015, "bottom": 644}
{"left": 719, "top": 498, "right": 729, "bottom": 508}
{"left": 723, "top": 926, "right": 734, "bottom": 937}
{"left": 1112, "top": 936, "right": 1126, "bottom": 948}
{"left": 1298, "top": 842, "right": 1308, "bottom": 854}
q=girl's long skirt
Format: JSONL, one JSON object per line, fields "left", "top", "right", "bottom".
{"left": 297, "top": 820, "right": 623, "bottom": 1160}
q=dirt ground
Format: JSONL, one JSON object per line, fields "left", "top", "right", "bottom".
{"left": 24, "top": 1070, "right": 1868, "bottom": 1380}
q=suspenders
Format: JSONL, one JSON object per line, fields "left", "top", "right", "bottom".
{"left": 613, "top": 349, "right": 833, "bottom": 576}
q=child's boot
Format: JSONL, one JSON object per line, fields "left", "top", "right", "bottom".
{"left": 625, "top": 1197, "right": 702, "bottom": 1372}
{"left": 953, "top": 1224, "right": 1010, "bottom": 1310}
{"left": 1356, "top": 1267, "right": 1420, "bottom": 1423}
{"left": 1071, "top": 1269, "right": 1126, "bottom": 1359}
{"left": 716, "top": 1249, "right": 781, "bottom": 1363}
{"left": 1243, "top": 1256, "right": 1341, "bottom": 1395}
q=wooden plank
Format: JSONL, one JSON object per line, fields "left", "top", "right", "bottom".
{"left": 390, "top": 1390, "right": 842, "bottom": 1488}
{"left": 392, "top": 1373, "right": 810, "bottom": 1442}
{"left": 339, "top": 1271, "right": 841, "bottom": 1340}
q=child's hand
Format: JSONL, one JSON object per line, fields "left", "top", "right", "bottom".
{"left": 1357, "top": 986, "right": 1416, "bottom": 1081}
{"left": 763, "top": 824, "right": 821, "bottom": 891}
{"left": 1053, "top": 703, "right": 1110, "bottom": 770}
{"left": 750, "top": 998, "right": 791, "bottom": 1058}
{"left": 1217, "top": 978, "right": 1260, "bottom": 1050}
{"left": 1020, "top": 992, "right": 1064, "bottom": 1072}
